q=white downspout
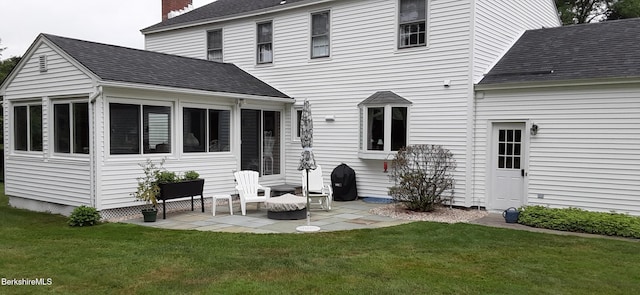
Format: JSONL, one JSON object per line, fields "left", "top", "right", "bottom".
{"left": 88, "top": 86, "right": 102, "bottom": 208}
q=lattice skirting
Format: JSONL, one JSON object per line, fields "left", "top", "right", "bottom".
{"left": 101, "top": 197, "right": 233, "bottom": 222}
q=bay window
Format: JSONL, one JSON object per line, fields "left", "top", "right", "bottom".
{"left": 365, "top": 106, "right": 408, "bottom": 152}
{"left": 359, "top": 91, "right": 411, "bottom": 157}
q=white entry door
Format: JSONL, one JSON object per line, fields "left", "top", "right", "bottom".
{"left": 491, "top": 123, "right": 526, "bottom": 210}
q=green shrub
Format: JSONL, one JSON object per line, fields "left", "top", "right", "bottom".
{"left": 68, "top": 206, "right": 101, "bottom": 227}
{"left": 388, "top": 145, "right": 456, "bottom": 212}
{"left": 156, "top": 171, "right": 178, "bottom": 184}
{"left": 518, "top": 205, "right": 640, "bottom": 238}
{"left": 183, "top": 170, "right": 200, "bottom": 181}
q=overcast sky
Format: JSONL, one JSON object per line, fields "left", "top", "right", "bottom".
{"left": 0, "top": 0, "right": 215, "bottom": 59}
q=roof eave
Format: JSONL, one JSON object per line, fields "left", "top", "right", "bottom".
{"left": 475, "top": 76, "right": 640, "bottom": 91}
{"left": 98, "top": 80, "right": 294, "bottom": 103}
{"left": 141, "top": 0, "right": 336, "bottom": 35}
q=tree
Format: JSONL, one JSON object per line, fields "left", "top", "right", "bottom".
{"left": 555, "top": 0, "right": 640, "bottom": 24}
{"left": 0, "top": 56, "right": 21, "bottom": 85}
{"left": 555, "top": 0, "right": 614, "bottom": 24}
{"left": 608, "top": 0, "right": 640, "bottom": 19}
{"left": 0, "top": 38, "right": 5, "bottom": 57}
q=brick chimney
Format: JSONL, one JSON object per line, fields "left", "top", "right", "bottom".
{"left": 162, "top": 0, "right": 193, "bottom": 21}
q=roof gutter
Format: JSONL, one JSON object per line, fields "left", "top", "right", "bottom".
{"left": 475, "top": 77, "right": 640, "bottom": 91}
{"left": 141, "top": 0, "right": 336, "bottom": 35}
{"left": 98, "top": 80, "right": 295, "bottom": 103}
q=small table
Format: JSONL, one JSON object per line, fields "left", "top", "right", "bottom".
{"left": 264, "top": 193, "right": 307, "bottom": 220}
{"left": 211, "top": 195, "right": 233, "bottom": 216}
{"left": 270, "top": 184, "right": 298, "bottom": 197}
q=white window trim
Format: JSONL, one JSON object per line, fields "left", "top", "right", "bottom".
{"left": 358, "top": 104, "right": 411, "bottom": 160}
{"left": 180, "top": 103, "right": 233, "bottom": 155}
{"left": 310, "top": 10, "right": 331, "bottom": 59}
{"left": 291, "top": 106, "right": 302, "bottom": 142}
{"left": 105, "top": 98, "right": 174, "bottom": 160}
{"left": 239, "top": 106, "right": 285, "bottom": 178}
{"left": 256, "top": 20, "right": 274, "bottom": 65}
{"left": 397, "top": 0, "right": 429, "bottom": 49}
{"left": 50, "top": 98, "right": 90, "bottom": 157}
{"left": 205, "top": 28, "right": 224, "bottom": 62}
{"left": 11, "top": 100, "right": 44, "bottom": 155}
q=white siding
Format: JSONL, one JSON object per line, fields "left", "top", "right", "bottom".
{"left": 473, "top": 0, "right": 560, "bottom": 83}
{"left": 3, "top": 42, "right": 95, "bottom": 207}
{"left": 144, "top": 0, "right": 560, "bottom": 205}
{"left": 4, "top": 157, "right": 91, "bottom": 206}
{"left": 474, "top": 84, "right": 640, "bottom": 216}
{"left": 96, "top": 87, "right": 262, "bottom": 210}
{"left": 4, "top": 42, "right": 95, "bottom": 98}
{"left": 145, "top": 0, "right": 475, "bottom": 204}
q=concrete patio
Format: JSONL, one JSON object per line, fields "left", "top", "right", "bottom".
{"left": 122, "top": 198, "right": 414, "bottom": 233}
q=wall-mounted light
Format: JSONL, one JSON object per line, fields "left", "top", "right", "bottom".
{"left": 530, "top": 124, "right": 539, "bottom": 135}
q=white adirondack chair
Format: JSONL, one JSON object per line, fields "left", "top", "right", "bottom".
{"left": 233, "top": 170, "right": 271, "bottom": 215}
{"left": 234, "top": 170, "right": 271, "bottom": 215}
{"left": 301, "top": 165, "right": 332, "bottom": 211}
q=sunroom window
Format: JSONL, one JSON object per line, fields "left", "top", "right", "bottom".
{"left": 183, "top": 107, "right": 231, "bottom": 153}
{"left": 14, "top": 104, "right": 43, "bottom": 152}
{"left": 399, "top": 0, "right": 426, "bottom": 48}
{"left": 359, "top": 91, "right": 411, "bottom": 158}
{"left": 109, "top": 103, "right": 171, "bottom": 155}
{"left": 54, "top": 102, "right": 89, "bottom": 154}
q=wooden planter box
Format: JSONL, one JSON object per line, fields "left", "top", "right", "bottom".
{"left": 157, "top": 179, "right": 205, "bottom": 219}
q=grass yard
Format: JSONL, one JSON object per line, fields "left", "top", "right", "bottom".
{"left": 1, "top": 184, "right": 639, "bottom": 295}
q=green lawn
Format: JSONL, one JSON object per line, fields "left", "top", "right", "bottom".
{"left": 1, "top": 184, "right": 639, "bottom": 295}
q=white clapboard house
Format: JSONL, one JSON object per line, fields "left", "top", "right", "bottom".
{"left": 4, "top": 0, "right": 637, "bottom": 217}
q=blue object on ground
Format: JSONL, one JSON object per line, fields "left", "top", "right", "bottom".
{"left": 362, "top": 197, "right": 394, "bottom": 204}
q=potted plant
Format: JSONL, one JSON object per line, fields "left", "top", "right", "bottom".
{"left": 131, "top": 159, "right": 162, "bottom": 222}
{"left": 133, "top": 159, "right": 205, "bottom": 220}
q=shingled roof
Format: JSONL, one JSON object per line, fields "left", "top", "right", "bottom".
{"left": 142, "top": 0, "right": 313, "bottom": 33}
{"left": 43, "top": 34, "right": 290, "bottom": 98}
{"left": 478, "top": 18, "right": 640, "bottom": 87}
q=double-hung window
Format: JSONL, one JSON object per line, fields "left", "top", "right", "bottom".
{"left": 207, "top": 29, "right": 223, "bottom": 62}
{"left": 359, "top": 91, "right": 411, "bottom": 157}
{"left": 53, "top": 102, "right": 89, "bottom": 154}
{"left": 399, "top": 0, "right": 426, "bottom": 48}
{"left": 257, "top": 21, "right": 273, "bottom": 64}
{"left": 14, "top": 103, "right": 43, "bottom": 152}
{"left": 109, "top": 103, "right": 172, "bottom": 155}
{"left": 311, "top": 11, "right": 330, "bottom": 58}
{"left": 183, "top": 107, "right": 231, "bottom": 153}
